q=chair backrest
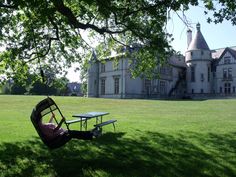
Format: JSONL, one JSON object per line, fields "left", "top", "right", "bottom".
{"left": 30, "top": 97, "right": 70, "bottom": 149}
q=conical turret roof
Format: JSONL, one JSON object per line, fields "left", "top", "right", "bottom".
{"left": 188, "top": 23, "right": 210, "bottom": 51}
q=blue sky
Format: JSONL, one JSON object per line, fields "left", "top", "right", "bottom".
{"left": 167, "top": 5, "right": 236, "bottom": 54}
{"left": 68, "top": 4, "right": 236, "bottom": 82}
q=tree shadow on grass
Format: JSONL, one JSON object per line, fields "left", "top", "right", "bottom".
{"left": 0, "top": 131, "right": 236, "bottom": 177}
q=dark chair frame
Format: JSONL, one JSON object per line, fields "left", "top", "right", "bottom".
{"left": 30, "top": 97, "right": 71, "bottom": 149}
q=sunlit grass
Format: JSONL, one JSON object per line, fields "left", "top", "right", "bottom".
{"left": 0, "top": 95, "right": 236, "bottom": 177}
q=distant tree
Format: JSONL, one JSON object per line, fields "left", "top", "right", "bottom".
{"left": 1, "top": 73, "right": 69, "bottom": 95}
{"left": 80, "top": 60, "right": 88, "bottom": 96}
{"left": 0, "top": 0, "right": 235, "bottom": 80}
{"left": 1, "top": 81, "right": 11, "bottom": 94}
{"left": 29, "top": 81, "right": 56, "bottom": 95}
{"left": 80, "top": 81, "right": 87, "bottom": 96}
{"left": 10, "top": 83, "right": 27, "bottom": 95}
{"left": 53, "top": 76, "right": 70, "bottom": 95}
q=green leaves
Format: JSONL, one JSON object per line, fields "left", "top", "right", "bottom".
{"left": 0, "top": 0, "right": 235, "bottom": 82}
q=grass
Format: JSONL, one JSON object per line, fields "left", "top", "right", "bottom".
{"left": 0, "top": 95, "right": 236, "bottom": 177}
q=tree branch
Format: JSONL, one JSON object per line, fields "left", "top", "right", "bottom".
{"left": 109, "top": 34, "right": 131, "bottom": 49}
{"left": 0, "top": 3, "right": 18, "bottom": 9}
{"left": 44, "top": 14, "right": 60, "bottom": 56}
{"left": 51, "top": 0, "right": 126, "bottom": 34}
{"left": 25, "top": 15, "right": 60, "bottom": 63}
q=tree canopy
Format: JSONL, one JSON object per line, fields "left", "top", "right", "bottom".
{"left": 0, "top": 0, "right": 235, "bottom": 81}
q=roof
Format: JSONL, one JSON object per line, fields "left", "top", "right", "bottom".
{"left": 227, "top": 47, "right": 236, "bottom": 59}
{"left": 187, "top": 23, "right": 210, "bottom": 51}
{"left": 211, "top": 48, "right": 225, "bottom": 59}
{"left": 211, "top": 46, "right": 236, "bottom": 60}
{"left": 168, "top": 55, "right": 186, "bottom": 68}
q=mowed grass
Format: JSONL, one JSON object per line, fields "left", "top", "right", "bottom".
{"left": 0, "top": 95, "right": 236, "bottom": 177}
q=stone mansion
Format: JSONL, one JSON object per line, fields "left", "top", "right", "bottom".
{"left": 87, "top": 23, "right": 236, "bottom": 99}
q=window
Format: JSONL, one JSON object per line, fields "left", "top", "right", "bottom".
{"left": 224, "top": 57, "right": 231, "bottom": 64}
{"left": 233, "top": 86, "right": 235, "bottom": 93}
{"left": 145, "top": 79, "right": 151, "bottom": 88}
{"left": 228, "top": 68, "right": 232, "bottom": 79}
{"left": 94, "top": 80, "right": 97, "bottom": 90}
{"left": 191, "top": 66, "right": 195, "bottom": 82}
{"left": 160, "top": 81, "right": 166, "bottom": 95}
{"left": 213, "top": 71, "right": 216, "bottom": 78}
{"left": 227, "top": 83, "right": 231, "bottom": 94}
{"left": 201, "top": 89, "right": 204, "bottom": 93}
{"left": 101, "top": 79, "right": 106, "bottom": 95}
{"left": 160, "top": 66, "right": 172, "bottom": 75}
{"left": 114, "top": 77, "right": 119, "bottom": 94}
{"left": 223, "top": 68, "right": 227, "bottom": 79}
{"left": 208, "top": 66, "right": 210, "bottom": 82}
{"left": 101, "top": 63, "right": 105, "bottom": 72}
{"left": 220, "top": 87, "right": 222, "bottom": 93}
{"left": 201, "top": 73, "right": 204, "bottom": 82}
{"left": 145, "top": 79, "right": 151, "bottom": 95}
{"left": 192, "top": 89, "right": 194, "bottom": 94}
{"left": 160, "top": 67, "right": 166, "bottom": 75}
{"left": 224, "top": 83, "right": 231, "bottom": 94}
{"left": 223, "top": 68, "right": 232, "bottom": 79}
{"left": 201, "top": 51, "right": 204, "bottom": 55}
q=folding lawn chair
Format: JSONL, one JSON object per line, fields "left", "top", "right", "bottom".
{"left": 30, "top": 97, "right": 71, "bottom": 149}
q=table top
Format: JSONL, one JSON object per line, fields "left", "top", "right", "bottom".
{"left": 72, "top": 112, "right": 109, "bottom": 118}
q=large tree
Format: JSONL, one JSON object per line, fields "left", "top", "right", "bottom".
{"left": 0, "top": 0, "right": 235, "bottom": 81}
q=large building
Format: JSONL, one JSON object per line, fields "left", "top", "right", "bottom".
{"left": 87, "top": 23, "right": 236, "bottom": 99}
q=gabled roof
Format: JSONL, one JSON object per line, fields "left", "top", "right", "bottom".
{"left": 211, "top": 47, "right": 236, "bottom": 67}
{"left": 227, "top": 47, "right": 236, "bottom": 59}
{"left": 211, "top": 46, "right": 236, "bottom": 60}
{"left": 218, "top": 47, "right": 236, "bottom": 60}
{"left": 188, "top": 23, "right": 210, "bottom": 51}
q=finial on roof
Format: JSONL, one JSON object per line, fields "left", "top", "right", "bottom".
{"left": 187, "top": 22, "right": 210, "bottom": 51}
{"left": 196, "top": 23, "right": 200, "bottom": 31}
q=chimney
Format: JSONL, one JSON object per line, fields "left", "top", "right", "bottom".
{"left": 196, "top": 23, "right": 200, "bottom": 31}
{"left": 187, "top": 29, "right": 192, "bottom": 48}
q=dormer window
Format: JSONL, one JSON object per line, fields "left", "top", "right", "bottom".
{"left": 224, "top": 57, "right": 230, "bottom": 64}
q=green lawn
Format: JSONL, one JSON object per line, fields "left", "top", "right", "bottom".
{"left": 0, "top": 95, "right": 236, "bottom": 177}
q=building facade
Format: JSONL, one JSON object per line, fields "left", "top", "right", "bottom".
{"left": 87, "top": 23, "right": 236, "bottom": 99}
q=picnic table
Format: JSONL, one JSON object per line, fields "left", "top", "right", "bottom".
{"left": 65, "top": 111, "right": 117, "bottom": 131}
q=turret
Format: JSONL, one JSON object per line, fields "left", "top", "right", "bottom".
{"left": 185, "top": 23, "right": 212, "bottom": 95}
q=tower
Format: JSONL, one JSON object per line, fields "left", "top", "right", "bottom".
{"left": 185, "top": 23, "right": 212, "bottom": 94}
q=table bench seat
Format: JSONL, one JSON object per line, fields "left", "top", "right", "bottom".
{"left": 94, "top": 119, "right": 117, "bottom": 131}
{"left": 65, "top": 118, "right": 86, "bottom": 125}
